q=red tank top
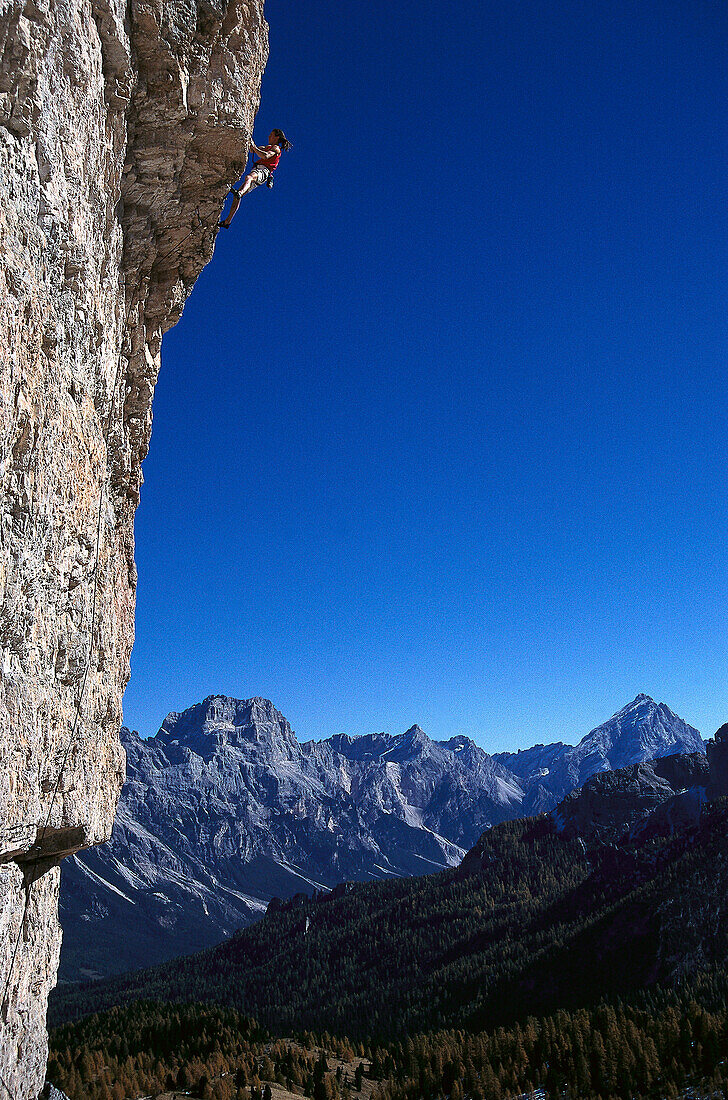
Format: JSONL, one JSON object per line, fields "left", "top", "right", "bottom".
{"left": 255, "top": 145, "right": 281, "bottom": 171}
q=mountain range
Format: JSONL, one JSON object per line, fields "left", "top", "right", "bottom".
{"left": 58, "top": 692, "right": 704, "bottom": 980}
{"left": 51, "top": 735, "right": 724, "bottom": 1036}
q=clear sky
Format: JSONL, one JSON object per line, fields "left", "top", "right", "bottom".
{"left": 122, "top": 0, "right": 728, "bottom": 750}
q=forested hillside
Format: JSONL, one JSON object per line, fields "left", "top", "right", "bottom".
{"left": 49, "top": 969, "right": 728, "bottom": 1100}
{"left": 51, "top": 799, "right": 728, "bottom": 1040}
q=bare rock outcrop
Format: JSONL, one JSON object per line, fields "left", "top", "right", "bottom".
{"left": 0, "top": 1, "right": 267, "bottom": 1095}
{"left": 706, "top": 722, "right": 728, "bottom": 800}
{"left": 552, "top": 753, "right": 709, "bottom": 843}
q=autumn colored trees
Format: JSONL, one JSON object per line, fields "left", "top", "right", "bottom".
{"left": 49, "top": 965, "right": 728, "bottom": 1100}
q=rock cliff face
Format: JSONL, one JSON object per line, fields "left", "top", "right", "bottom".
{"left": 0, "top": 2, "right": 267, "bottom": 1095}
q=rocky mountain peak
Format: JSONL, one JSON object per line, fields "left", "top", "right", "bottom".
{"left": 583, "top": 695, "right": 704, "bottom": 766}
{"left": 157, "top": 695, "right": 300, "bottom": 758}
{"left": 404, "top": 724, "right": 426, "bottom": 737}
{"left": 393, "top": 725, "right": 433, "bottom": 758}
{"left": 324, "top": 731, "right": 393, "bottom": 760}
{"left": 611, "top": 693, "right": 656, "bottom": 718}
{"left": 493, "top": 694, "right": 705, "bottom": 816}
{"left": 445, "top": 734, "right": 474, "bottom": 750}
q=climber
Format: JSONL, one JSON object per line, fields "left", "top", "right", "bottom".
{"left": 219, "top": 129, "right": 293, "bottom": 228}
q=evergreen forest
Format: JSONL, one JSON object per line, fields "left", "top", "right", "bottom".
{"left": 51, "top": 803, "right": 728, "bottom": 1041}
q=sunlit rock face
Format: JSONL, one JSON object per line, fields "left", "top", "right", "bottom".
{"left": 0, "top": 2, "right": 267, "bottom": 1095}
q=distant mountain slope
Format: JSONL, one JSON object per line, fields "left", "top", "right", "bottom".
{"left": 51, "top": 751, "right": 726, "bottom": 1038}
{"left": 494, "top": 693, "right": 703, "bottom": 814}
{"left": 59, "top": 694, "right": 704, "bottom": 980}
{"left": 59, "top": 697, "right": 519, "bottom": 980}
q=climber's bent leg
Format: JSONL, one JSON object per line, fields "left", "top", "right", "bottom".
{"left": 219, "top": 168, "right": 265, "bottom": 228}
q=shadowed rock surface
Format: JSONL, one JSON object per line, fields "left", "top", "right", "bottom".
{"left": 552, "top": 753, "right": 709, "bottom": 843}
{"left": 707, "top": 722, "right": 728, "bottom": 800}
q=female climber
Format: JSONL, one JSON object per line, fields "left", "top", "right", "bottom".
{"left": 219, "top": 129, "right": 293, "bottom": 228}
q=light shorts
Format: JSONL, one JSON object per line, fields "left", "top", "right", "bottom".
{"left": 249, "top": 164, "right": 272, "bottom": 187}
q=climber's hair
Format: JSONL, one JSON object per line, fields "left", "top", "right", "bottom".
{"left": 272, "top": 128, "right": 292, "bottom": 152}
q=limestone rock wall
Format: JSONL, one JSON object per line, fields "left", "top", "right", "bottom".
{"left": 0, "top": 2, "right": 268, "bottom": 1095}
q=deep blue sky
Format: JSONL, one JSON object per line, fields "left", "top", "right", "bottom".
{"left": 123, "top": 0, "right": 728, "bottom": 750}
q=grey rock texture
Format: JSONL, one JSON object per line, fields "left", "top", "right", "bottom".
{"left": 0, "top": 2, "right": 268, "bottom": 1096}
{"left": 40, "top": 1085, "right": 71, "bottom": 1100}
{"left": 59, "top": 692, "right": 705, "bottom": 979}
